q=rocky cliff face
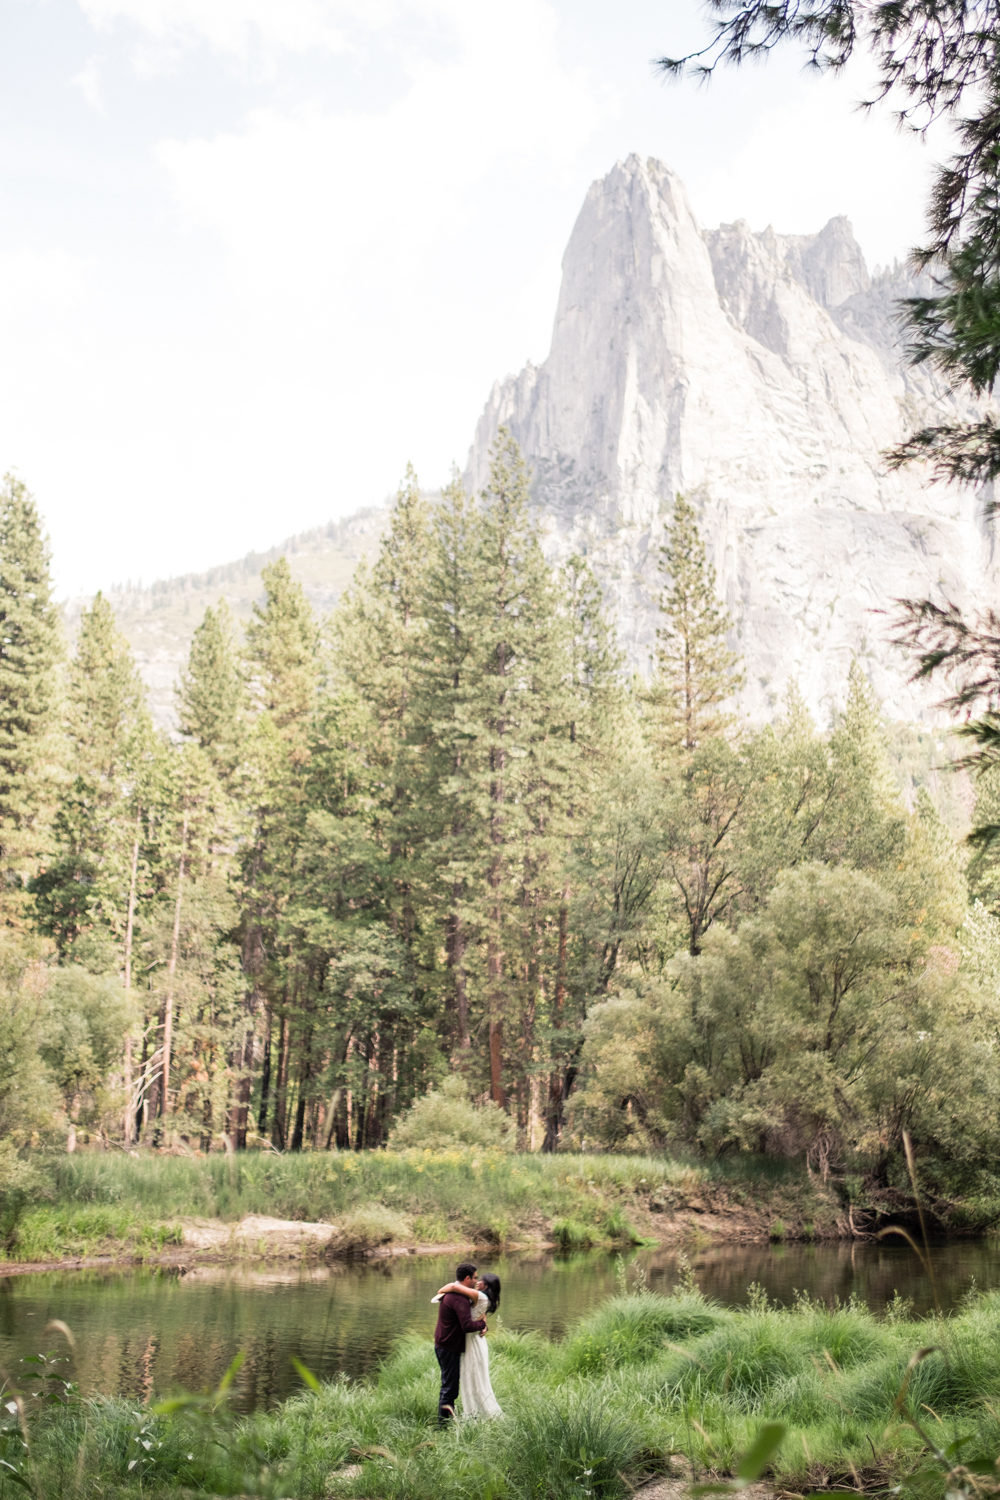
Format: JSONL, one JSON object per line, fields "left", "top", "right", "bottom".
{"left": 465, "top": 154, "right": 996, "bottom": 725}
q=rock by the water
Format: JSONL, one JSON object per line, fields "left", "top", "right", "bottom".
{"left": 177, "top": 1215, "right": 339, "bottom": 1253}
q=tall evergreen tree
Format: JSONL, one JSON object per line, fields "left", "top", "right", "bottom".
{"left": 0, "top": 474, "right": 62, "bottom": 911}
{"left": 234, "top": 558, "right": 320, "bottom": 1148}
{"left": 177, "top": 600, "right": 245, "bottom": 781}
{"left": 33, "top": 594, "right": 151, "bottom": 963}
{"left": 413, "top": 433, "right": 574, "bottom": 1108}
{"left": 244, "top": 558, "right": 319, "bottom": 746}
{"left": 645, "top": 493, "right": 742, "bottom": 759}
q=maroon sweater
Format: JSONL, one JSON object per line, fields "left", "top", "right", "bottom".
{"left": 434, "top": 1290, "right": 486, "bottom": 1350}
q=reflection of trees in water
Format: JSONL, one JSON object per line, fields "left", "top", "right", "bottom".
{"left": 647, "top": 1241, "right": 988, "bottom": 1317}
{"left": 0, "top": 1244, "right": 994, "bottom": 1411}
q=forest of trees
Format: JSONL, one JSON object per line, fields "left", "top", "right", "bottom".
{"left": 1, "top": 430, "right": 998, "bottom": 1191}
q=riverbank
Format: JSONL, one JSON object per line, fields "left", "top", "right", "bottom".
{"left": 12, "top": 1274, "right": 1000, "bottom": 1499}
{"left": 6, "top": 1149, "right": 995, "bottom": 1272}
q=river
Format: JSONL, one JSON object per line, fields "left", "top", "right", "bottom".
{"left": 0, "top": 1238, "right": 995, "bottom": 1412}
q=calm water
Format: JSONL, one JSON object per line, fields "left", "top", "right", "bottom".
{"left": 1, "top": 1238, "right": 997, "bottom": 1412}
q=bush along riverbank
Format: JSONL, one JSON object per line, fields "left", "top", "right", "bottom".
{"left": 10, "top": 1267, "right": 1000, "bottom": 1499}
{"left": 4, "top": 1148, "right": 999, "bottom": 1268}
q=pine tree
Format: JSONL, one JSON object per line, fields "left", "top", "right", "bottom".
{"left": 543, "top": 555, "right": 622, "bottom": 1147}
{"left": 414, "top": 432, "right": 575, "bottom": 1110}
{"left": 235, "top": 558, "right": 321, "bottom": 1149}
{"left": 646, "top": 493, "right": 742, "bottom": 759}
{"left": 411, "top": 473, "right": 479, "bottom": 1056}
{"left": 349, "top": 466, "right": 430, "bottom": 957}
{"left": 827, "top": 659, "right": 908, "bottom": 874}
{"left": 0, "top": 475, "right": 62, "bottom": 909}
{"left": 244, "top": 558, "right": 319, "bottom": 747}
{"left": 177, "top": 600, "right": 245, "bottom": 781}
{"left": 135, "top": 742, "right": 240, "bottom": 1142}
{"left": 33, "top": 594, "right": 151, "bottom": 961}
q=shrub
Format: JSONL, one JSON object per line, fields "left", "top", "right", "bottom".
{"left": 552, "top": 1217, "right": 595, "bottom": 1249}
{"left": 602, "top": 1206, "right": 641, "bottom": 1242}
{"left": 0, "top": 1139, "right": 50, "bottom": 1248}
{"left": 562, "top": 1291, "right": 727, "bottom": 1374}
{"left": 387, "top": 1076, "right": 514, "bottom": 1153}
{"left": 337, "top": 1204, "right": 411, "bottom": 1250}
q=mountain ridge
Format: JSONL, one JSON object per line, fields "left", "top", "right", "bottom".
{"left": 74, "top": 153, "right": 997, "bottom": 733}
{"left": 465, "top": 154, "right": 996, "bottom": 725}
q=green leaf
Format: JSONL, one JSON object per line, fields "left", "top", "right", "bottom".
{"left": 153, "top": 1395, "right": 201, "bottom": 1415}
{"left": 735, "top": 1423, "right": 786, "bottom": 1483}
{"left": 215, "top": 1350, "right": 245, "bottom": 1398}
{"left": 291, "top": 1357, "right": 323, "bottom": 1395}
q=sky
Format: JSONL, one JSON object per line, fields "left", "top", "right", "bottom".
{"left": 0, "top": 0, "right": 945, "bottom": 595}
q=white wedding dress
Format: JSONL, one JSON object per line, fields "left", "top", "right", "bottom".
{"left": 431, "top": 1291, "right": 503, "bottom": 1418}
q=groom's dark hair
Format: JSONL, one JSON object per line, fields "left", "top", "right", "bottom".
{"left": 456, "top": 1261, "right": 478, "bottom": 1281}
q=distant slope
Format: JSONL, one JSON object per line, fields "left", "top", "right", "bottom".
{"left": 64, "top": 507, "right": 389, "bottom": 728}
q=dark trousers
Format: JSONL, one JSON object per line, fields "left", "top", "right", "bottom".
{"left": 435, "top": 1341, "right": 461, "bottom": 1422}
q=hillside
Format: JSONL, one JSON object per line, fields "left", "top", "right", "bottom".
{"left": 64, "top": 507, "right": 389, "bottom": 727}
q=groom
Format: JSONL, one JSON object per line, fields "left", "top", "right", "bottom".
{"left": 433, "top": 1260, "right": 486, "bottom": 1423}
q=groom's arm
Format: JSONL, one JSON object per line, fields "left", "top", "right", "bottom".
{"left": 448, "top": 1293, "right": 486, "bottom": 1334}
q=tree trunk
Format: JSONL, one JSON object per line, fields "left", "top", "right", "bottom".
{"left": 445, "top": 886, "right": 470, "bottom": 1051}
{"left": 272, "top": 1012, "right": 291, "bottom": 1149}
{"left": 489, "top": 1019, "right": 505, "bottom": 1109}
{"left": 161, "top": 810, "right": 188, "bottom": 1120}
{"left": 257, "top": 1007, "right": 272, "bottom": 1134}
{"left": 543, "top": 896, "right": 569, "bottom": 1151}
{"left": 487, "top": 642, "right": 507, "bottom": 1107}
{"left": 122, "top": 816, "right": 141, "bottom": 1146}
{"left": 290, "top": 1024, "right": 312, "bottom": 1152}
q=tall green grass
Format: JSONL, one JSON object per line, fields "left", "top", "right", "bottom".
{"left": 11, "top": 1149, "right": 819, "bottom": 1260}
{"left": 11, "top": 1270, "right": 1000, "bottom": 1498}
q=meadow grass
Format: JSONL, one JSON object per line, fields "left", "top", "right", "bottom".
{"left": 10, "top": 1273, "right": 1000, "bottom": 1499}
{"left": 10, "top": 1148, "right": 825, "bottom": 1261}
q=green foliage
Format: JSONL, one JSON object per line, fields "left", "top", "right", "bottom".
{"left": 32, "top": 593, "right": 152, "bottom": 957}
{"left": 645, "top": 492, "right": 742, "bottom": 756}
{"left": 573, "top": 859, "right": 996, "bottom": 1170}
{"left": 388, "top": 1076, "right": 514, "bottom": 1153}
{"left": 39, "top": 967, "right": 137, "bottom": 1132}
{"left": 0, "top": 473, "right": 62, "bottom": 909}
{"left": 0, "top": 934, "right": 60, "bottom": 1143}
{"left": 0, "top": 1137, "right": 49, "bottom": 1249}
{"left": 0, "top": 455, "right": 987, "bottom": 1201}
{"left": 177, "top": 598, "right": 246, "bottom": 780}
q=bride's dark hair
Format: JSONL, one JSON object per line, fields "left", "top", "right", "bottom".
{"left": 480, "top": 1272, "right": 501, "bottom": 1315}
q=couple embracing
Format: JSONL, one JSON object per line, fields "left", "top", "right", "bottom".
{"left": 432, "top": 1261, "right": 502, "bottom": 1423}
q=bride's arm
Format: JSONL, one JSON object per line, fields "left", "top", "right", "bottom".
{"left": 435, "top": 1281, "right": 479, "bottom": 1300}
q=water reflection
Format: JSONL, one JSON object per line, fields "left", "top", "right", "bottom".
{"left": 0, "top": 1237, "right": 996, "bottom": 1412}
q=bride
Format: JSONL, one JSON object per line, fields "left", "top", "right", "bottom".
{"left": 432, "top": 1273, "right": 503, "bottom": 1418}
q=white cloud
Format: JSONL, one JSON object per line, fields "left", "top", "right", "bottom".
{"left": 73, "top": 57, "right": 105, "bottom": 112}
{"left": 77, "top": 0, "right": 357, "bottom": 60}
